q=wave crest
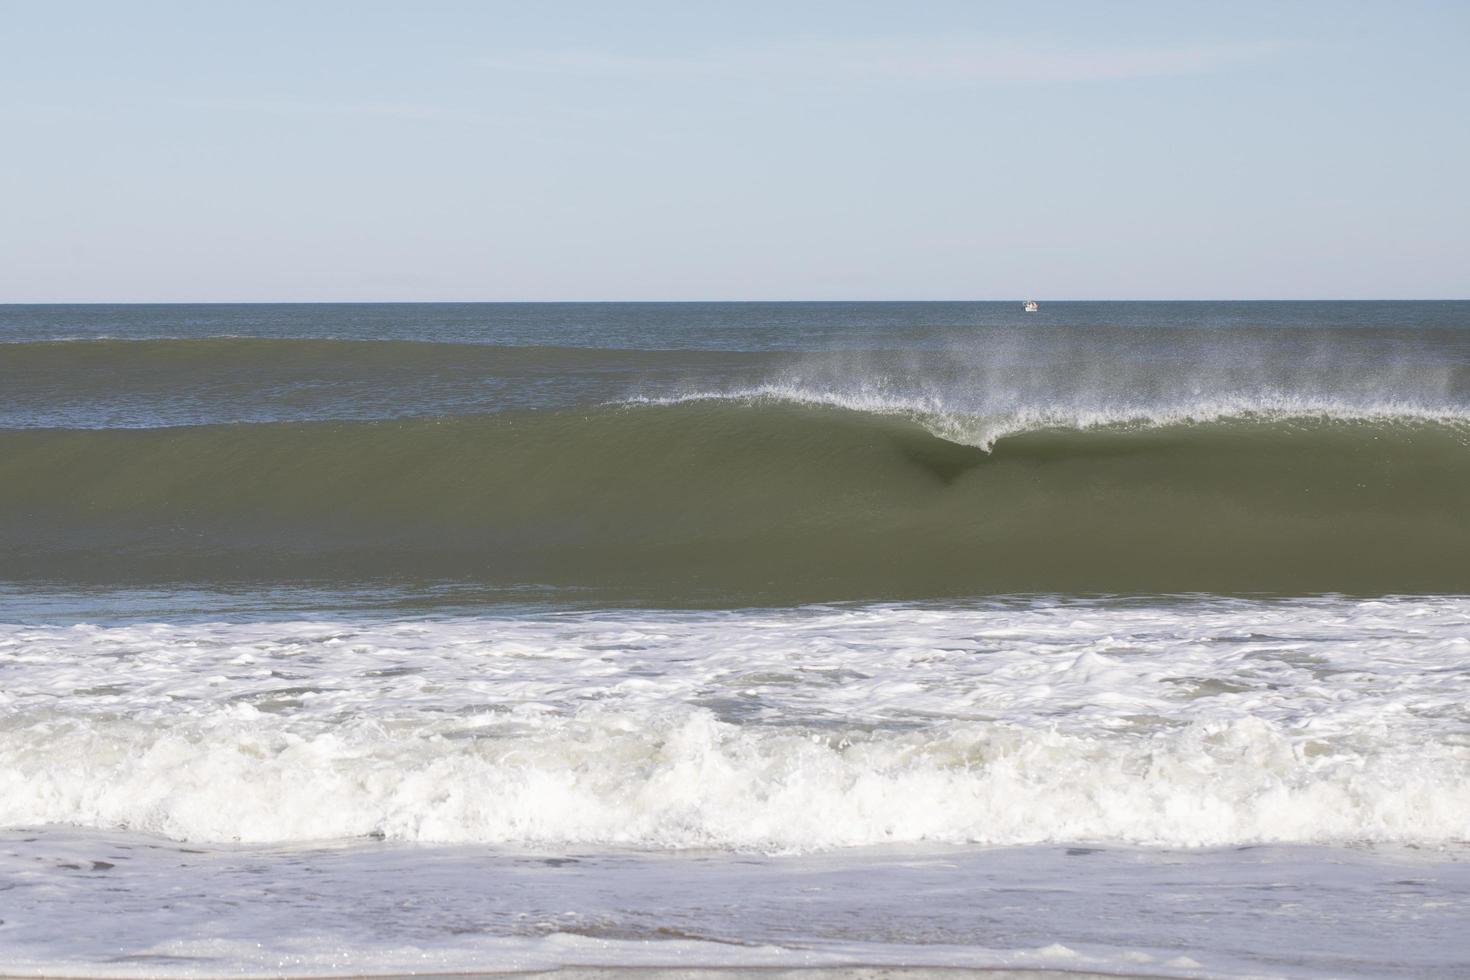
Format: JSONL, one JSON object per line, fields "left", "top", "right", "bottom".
{"left": 623, "top": 384, "right": 1470, "bottom": 450}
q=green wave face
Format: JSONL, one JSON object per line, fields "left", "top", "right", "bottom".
{"left": 3, "top": 402, "right": 1467, "bottom": 601}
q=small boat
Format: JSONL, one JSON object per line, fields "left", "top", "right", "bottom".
{"left": 1022, "top": 300, "right": 1039, "bottom": 312}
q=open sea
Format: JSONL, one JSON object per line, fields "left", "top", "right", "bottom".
{"left": 1, "top": 301, "right": 1468, "bottom": 979}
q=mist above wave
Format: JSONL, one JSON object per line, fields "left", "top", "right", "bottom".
{"left": 632, "top": 327, "right": 1470, "bottom": 449}
{"left": 3, "top": 321, "right": 1467, "bottom": 436}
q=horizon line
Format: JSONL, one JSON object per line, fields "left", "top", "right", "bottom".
{"left": 2, "top": 297, "right": 1467, "bottom": 306}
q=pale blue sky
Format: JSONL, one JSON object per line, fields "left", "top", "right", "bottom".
{"left": 2, "top": 1, "right": 1466, "bottom": 301}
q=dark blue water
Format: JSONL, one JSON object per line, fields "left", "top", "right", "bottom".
{"left": 3, "top": 300, "right": 1466, "bottom": 350}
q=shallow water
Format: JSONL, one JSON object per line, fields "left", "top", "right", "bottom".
{"left": 5, "top": 829, "right": 1469, "bottom": 979}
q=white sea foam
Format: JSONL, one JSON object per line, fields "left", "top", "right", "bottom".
{"left": 3, "top": 598, "right": 1469, "bottom": 849}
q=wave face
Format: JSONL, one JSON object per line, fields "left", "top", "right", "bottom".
{"left": 2, "top": 398, "right": 1468, "bottom": 597}
{"left": 4, "top": 307, "right": 1470, "bottom": 600}
{"left": 3, "top": 599, "right": 1469, "bottom": 849}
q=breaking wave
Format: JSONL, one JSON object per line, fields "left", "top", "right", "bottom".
{"left": 4, "top": 599, "right": 1469, "bottom": 849}
{"left": 625, "top": 384, "right": 1470, "bottom": 451}
{"left": 2, "top": 397, "right": 1468, "bottom": 597}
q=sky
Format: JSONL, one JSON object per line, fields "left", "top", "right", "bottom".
{"left": 1, "top": 0, "right": 1466, "bottom": 301}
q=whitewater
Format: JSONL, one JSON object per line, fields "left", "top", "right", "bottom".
{"left": 3, "top": 301, "right": 1469, "bottom": 979}
{"left": 4, "top": 598, "right": 1470, "bottom": 849}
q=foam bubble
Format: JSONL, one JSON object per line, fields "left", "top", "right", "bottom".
{"left": 3, "top": 598, "right": 1470, "bottom": 849}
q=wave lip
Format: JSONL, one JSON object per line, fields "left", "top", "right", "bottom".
{"left": 625, "top": 384, "right": 1470, "bottom": 449}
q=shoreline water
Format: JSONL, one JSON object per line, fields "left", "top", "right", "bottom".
{"left": 4, "top": 825, "right": 1466, "bottom": 979}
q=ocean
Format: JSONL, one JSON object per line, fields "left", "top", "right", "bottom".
{"left": 1, "top": 301, "right": 1468, "bottom": 979}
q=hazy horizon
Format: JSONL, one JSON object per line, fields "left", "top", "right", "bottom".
{"left": 4, "top": 297, "right": 1467, "bottom": 306}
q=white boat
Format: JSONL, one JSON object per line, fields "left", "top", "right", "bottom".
{"left": 1022, "top": 300, "right": 1039, "bottom": 312}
